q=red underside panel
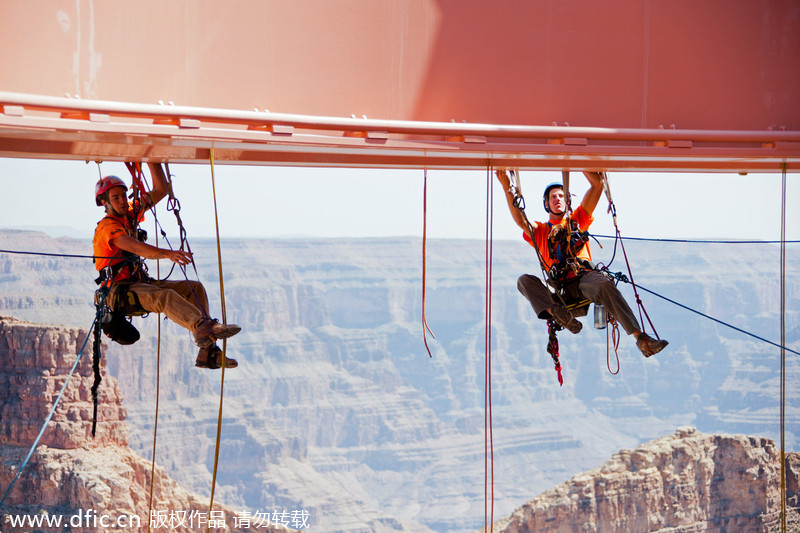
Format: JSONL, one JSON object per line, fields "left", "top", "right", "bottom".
{"left": 0, "top": 0, "right": 797, "bottom": 171}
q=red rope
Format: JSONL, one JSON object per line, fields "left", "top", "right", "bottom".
{"left": 546, "top": 319, "right": 564, "bottom": 386}
{"left": 124, "top": 161, "right": 149, "bottom": 213}
{"left": 422, "top": 169, "right": 435, "bottom": 357}
{"left": 606, "top": 317, "right": 621, "bottom": 375}
{"left": 616, "top": 226, "right": 661, "bottom": 340}
{"left": 484, "top": 164, "right": 495, "bottom": 532}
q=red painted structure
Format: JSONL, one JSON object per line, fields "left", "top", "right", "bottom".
{"left": 0, "top": 0, "right": 798, "bottom": 171}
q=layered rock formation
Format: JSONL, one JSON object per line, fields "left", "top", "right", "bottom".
{"left": 0, "top": 317, "right": 285, "bottom": 533}
{"left": 493, "top": 427, "right": 800, "bottom": 533}
{"left": 1, "top": 230, "right": 798, "bottom": 532}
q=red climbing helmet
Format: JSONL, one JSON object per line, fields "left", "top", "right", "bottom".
{"left": 95, "top": 175, "right": 127, "bottom": 206}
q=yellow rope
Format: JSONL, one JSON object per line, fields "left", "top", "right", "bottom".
{"left": 206, "top": 147, "right": 229, "bottom": 532}
{"left": 146, "top": 167, "right": 162, "bottom": 532}
{"left": 146, "top": 315, "right": 162, "bottom": 532}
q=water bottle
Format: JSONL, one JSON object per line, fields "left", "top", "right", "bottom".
{"left": 594, "top": 304, "right": 607, "bottom": 329}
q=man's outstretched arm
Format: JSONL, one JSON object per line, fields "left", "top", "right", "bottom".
{"left": 146, "top": 162, "right": 170, "bottom": 206}
{"left": 579, "top": 171, "right": 604, "bottom": 216}
{"left": 111, "top": 234, "right": 193, "bottom": 266}
{"left": 496, "top": 170, "right": 538, "bottom": 239}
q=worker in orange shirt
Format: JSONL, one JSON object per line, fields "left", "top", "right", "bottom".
{"left": 93, "top": 163, "right": 241, "bottom": 368}
{"left": 496, "top": 169, "right": 668, "bottom": 357}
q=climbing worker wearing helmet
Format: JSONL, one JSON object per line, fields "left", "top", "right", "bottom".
{"left": 496, "top": 169, "right": 668, "bottom": 357}
{"left": 93, "top": 163, "right": 241, "bottom": 369}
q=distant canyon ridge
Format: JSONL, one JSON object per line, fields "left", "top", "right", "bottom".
{"left": 1, "top": 230, "right": 797, "bottom": 531}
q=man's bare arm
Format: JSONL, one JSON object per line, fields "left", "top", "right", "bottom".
{"left": 111, "top": 234, "right": 192, "bottom": 266}
{"left": 496, "top": 170, "right": 538, "bottom": 239}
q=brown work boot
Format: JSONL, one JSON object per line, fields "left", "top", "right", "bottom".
{"left": 550, "top": 303, "right": 583, "bottom": 334}
{"left": 194, "top": 317, "right": 242, "bottom": 348}
{"left": 636, "top": 333, "right": 669, "bottom": 357}
{"left": 196, "top": 345, "right": 238, "bottom": 369}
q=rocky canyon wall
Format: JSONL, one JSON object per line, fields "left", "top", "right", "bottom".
{"left": 1, "top": 230, "right": 798, "bottom": 532}
{"left": 493, "top": 427, "right": 799, "bottom": 533}
{"left": 0, "top": 316, "right": 286, "bottom": 533}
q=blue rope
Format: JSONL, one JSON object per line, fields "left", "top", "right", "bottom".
{"left": 0, "top": 309, "right": 102, "bottom": 509}
{"left": 592, "top": 234, "right": 799, "bottom": 244}
{"left": 634, "top": 282, "right": 799, "bottom": 357}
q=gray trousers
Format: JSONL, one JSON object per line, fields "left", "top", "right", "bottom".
{"left": 517, "top": 271, "right": 641, "bottom": 334}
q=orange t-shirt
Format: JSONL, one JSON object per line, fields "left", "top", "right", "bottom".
{"left": 523, "top": 206, "right": 593, "bottom": 269}
{"left": 93, "top": 204, "right": 145, "bottom": 279}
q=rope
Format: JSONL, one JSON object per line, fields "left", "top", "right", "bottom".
{"left": 606, "top": 317, "right": 620, "bottom": 375}
{"left": 546, "top": 319, "right": 563, "bottom": 385}
{"left": 623, "top": 281, "right": 800, "bottom": 357}
{"left": 421, "top": 168, "right": 436, "bottom": 357}
{"left": 779, "top": 163, "right": 787, "bottom": 533}
{"left": 206, "top": 147, "right": 229, "bottom": 533}
{"left": 141, "top": 164, "right": 209, "bottom": 317}
{"left": 0, "top": 249, "right": 120, "bottom": 260}
{"left": 591, "top": 234, "right": 799, "bottom": 244}
{"left": 0, "top": 306, "right": 104, "bottom": 508}
{"left": 506, "top": 170, "right": 559, "bottom": 305}
{"left": 504, "top": 169, "right": 589, "bottom": 384}
{"left": 599, "top": 173, "right": 661, "bottom": 342}
{"left": 90, "top": 306, "right": 102, "bottom": 436}
{"left": 483, "top": 163, "right": 495, "bottom": 533}
{"left": 3, "top": 232, "right": 793, "bottom": 263}
{"left": 561, "top": 170, "right": 573, "bottom": 259}
{"left": 146, "top": 214, "right": 164, "bottom": 533}
{"left": 92, "top": 160, "right": 102, "bottom": 181}
{"left": 617, "top": 227, "right": 660, "bottom": 341}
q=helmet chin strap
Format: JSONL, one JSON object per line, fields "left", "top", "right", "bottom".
{"left": 105, "top": 202, "right": 126, "bottom": 217}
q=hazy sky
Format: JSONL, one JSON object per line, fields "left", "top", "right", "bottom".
{"left": 1, "top": 157, "right": 797, "bottom": 244}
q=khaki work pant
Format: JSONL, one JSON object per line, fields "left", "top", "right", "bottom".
{"left": 126, "top": 280, "right": 209, "bottom": 334}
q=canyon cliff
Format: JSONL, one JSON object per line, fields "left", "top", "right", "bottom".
{"left": 492, "top": 427, "right": 799, "bottom": 532}
{"left": 0, "top": 230, "right": 798, "bottom": 531}
{"left": 0, "top": 316, "right": 287, "bottom": 533}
